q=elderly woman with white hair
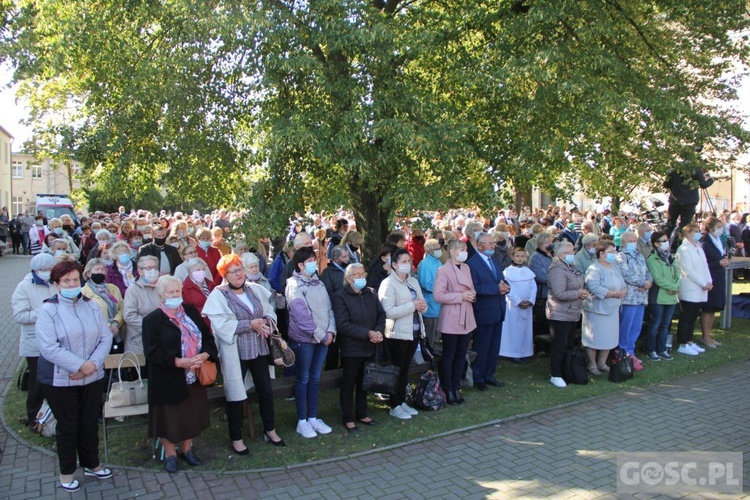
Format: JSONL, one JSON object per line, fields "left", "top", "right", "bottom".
{"left": 181, "top": 258, "right": 215, "bottom": 324}
{"left": 47, "top": 217, "right": 80, "bottom": 259}
{"left": 575, "top": 233, "right": 599, "bottom": 273}
{"left": 142, "top": 275, "right": 218, "bottom": 473}
{"left": 123, "top": 255, "right": 162, "bottom": 354}
{"left": 12, "top": 252, "right": 56, "bottom": 430}
{"left": 106, "top": 240, "right": 139, "bottom": 297}
{"left": 242, "top": 252, "right": 274, "bottom": 295}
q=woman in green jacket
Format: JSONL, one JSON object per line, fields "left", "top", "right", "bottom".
{"left": 645, "top": 231, "right": 680, "bottom": 361}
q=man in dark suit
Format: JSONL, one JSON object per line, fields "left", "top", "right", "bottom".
{"left": 138, "top": 225, "right": 182, "bottom": 275}
{"left": 467, "top": 232, "right": 510, "bottom": 390}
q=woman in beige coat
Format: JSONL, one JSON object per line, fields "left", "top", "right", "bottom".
{"left": 378, "top": 248, "right": 427, "bottom": 420}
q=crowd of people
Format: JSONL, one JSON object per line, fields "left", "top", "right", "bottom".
{"left": 10, "top": 202, "right": 748, "bottom": 486}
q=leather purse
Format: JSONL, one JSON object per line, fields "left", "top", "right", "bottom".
{"left": 195, "top": 360, "right": 217, "bottom": 386}
{"left": 362, "top": 345, "right": 400, "bottom": 394}
{"left": 108, "top": 353, "right": 148, "bottom": 407}
{"left": 267, "top": 318, "right": 295, "bottom": 367}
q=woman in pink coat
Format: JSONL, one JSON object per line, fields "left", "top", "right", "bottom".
{"left": 434, "top": 239, "right": 477, "bottom": 405}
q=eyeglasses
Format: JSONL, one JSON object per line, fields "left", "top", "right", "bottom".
{"left": 351, "top": 272, "right": 367, "bottom": 279}
{"left": 226, "top": 268, "right": 245, "bottom": 276}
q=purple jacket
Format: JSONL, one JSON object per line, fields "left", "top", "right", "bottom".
{"left": 285, "top": 272, "right": 336, "bottom": 344}
{"left": 105, "top": 263, "right": 139, "bottom": 298}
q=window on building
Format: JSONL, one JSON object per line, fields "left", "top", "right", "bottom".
{"left": 12, "top": 196, "right": 23, "bottom": 216}
{"left": 12, "top": 161, "right": 23, "bottom": 178}
{"left": 31, "top": 165, "right": 42, "bottom": 179}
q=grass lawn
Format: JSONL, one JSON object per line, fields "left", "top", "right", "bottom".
{"left": 4, "top": 282, "right": 750, "bottom": 472}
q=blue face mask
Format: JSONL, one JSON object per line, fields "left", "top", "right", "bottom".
{"left": 587, "top": 247, "right": 596, "bottom": 256}
{"left": 54, "top": 250, "right": 66, "bottom": 257}
{"left": 605, "top": 253, "right": 616, "bottom": 263}
{"left": 118, "top": 253, "right": 131, "bottom": 265}
{"left": 60, "top": 286, "right": 81, "bottom": 299}
{"left": 625, "top": 242, "right": 637, "bottom": 254}
{"left": 353, "top": 278, "right": 367, "bottom": 290}
{"left": 53, "top": 227, "right": 63, "bottom": 236}
{"left": 164, "top": 297, "right": 183, "bottom": 309}
{"left": 304, "top": 262, "right": 317, "bottom": 275}
{"left": 199, "top": 241, "right": 211, "bottom": 250}
{"left": 483, "top": 249, "right": 495, "bottom": 257}
{"left": 474, "top": 231, "right": 481, "bottom": 241}
{"left": 564, "top": 254, "right": 575, "bottom": 265}
{"left": 692, "top": 232, "right": 702, "bottom": 242}
{"left": 643, "top": 231, "right": 652, "bottom": 242}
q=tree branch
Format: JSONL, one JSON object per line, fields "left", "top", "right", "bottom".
{"left": 604, "top": 0, "right": 673, "bottom": 71}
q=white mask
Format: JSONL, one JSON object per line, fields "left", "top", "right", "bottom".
{"left": 659, "top": 242, "right": 670, "bottom": 252}
{"left": 397, "top": 263, "right": 411, "bottom": 275}
{"left": 431, "top": 249, "right": 442, "bottom": 260}
{"left": 143, "top": 269, "right": 160, "bottom": 282}
{"left": 457, "top": 251, "right": 468, "bottom": 262}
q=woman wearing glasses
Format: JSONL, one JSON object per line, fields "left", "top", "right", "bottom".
{"left": 332, "top": 263, "right": 385, "bottom": 432}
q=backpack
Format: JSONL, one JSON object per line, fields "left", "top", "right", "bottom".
{"left": 561, "top": 347, "right": 589, "bottom": 385}
{"left": 35, "top": 400, "right": 57, "bottom": 437}
{"left": 411, "top": 370, "right": 446, "bottom": 411}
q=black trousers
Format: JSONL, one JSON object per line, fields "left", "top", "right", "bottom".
{"left": 386, "top": 337, "right": 419, "bottom": 408}
{"left": 26, "top": 357, "right": 44, "bottom": 425}
{"left": 677, "top": 300, "right": 702, "bottom": 345}
{"left": 324, "top": 337, "right": 340, "bottom": 371}
{"left": 226, "top": 355, "right": 275, "bottom": 441}
{"left": 549, "top": 320, "right": 577, "bottom": 377}
{"left": 339, "top": 356, "right": 369, "bottom": 423}
{"left": 666, "top": 203, "right": 696, "bottom": 250}
{"left": 440, "top": 333, "right": 470, "bottom": 392}
{"left": 42, "top": 380, "right": 104, "bottom": 475}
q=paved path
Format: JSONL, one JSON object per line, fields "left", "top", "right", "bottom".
{"left": 0, "top": 254, "right": 747, "bottom": 499}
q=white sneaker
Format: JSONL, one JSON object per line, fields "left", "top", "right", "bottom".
{"left": 308, "top": 418, "right": 332, "bottom": 435}
{"left": 296, "top": 420, "right": 317, "bottom": 438}
{"left": 550, "top": 376, "right": 567, "bottom": 388}
{"left": 690, "top": 343, "right": 705, "bottom": 353}
{"left": 677, "top": 344, "right": 699, "bottom": 356}
{"left": 389, "top": 405, "right": 412, "bottom": 420}
{"left": 400, "top": 402, "right": 418, "bottom": 416}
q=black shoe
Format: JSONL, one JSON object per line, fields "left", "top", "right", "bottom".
{"left": 344, "top": 423, "right": 359, "bottom": 433}
{"left": 263, "top": 432, "right": 287, "bottom": 447}
{"left": 178, "top": 449, "right": 203, "bottom": 466}
{"left": 358, "top": 418, "right": 378, "bottom": 426}
{"left": 475, "top": 383, "right": 488, "bottom": 391}
{"left": 454, "top": 391, "right": 465, "bottom": 404}
{"left": 510, "top": 358, "right": 524, "bottom": 364}
{"left": 164, "top": 456, "right": 178, "bottom": 473}
{"left": 486, "top": 380, "right": 505, "bottom": 388}
{"left": 231, "top": 445, "right": 249, "bottom": 456}
{"left": 445, "top": 390, "right": 457, "bottom": 405}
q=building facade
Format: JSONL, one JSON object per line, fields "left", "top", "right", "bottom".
{"left": 11, "top": 153, "right": 82, "bottom": 216}
{"left": 0, "top": 125, "right": 12, "bottom": 215}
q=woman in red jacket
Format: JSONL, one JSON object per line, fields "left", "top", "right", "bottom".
{"left": 182, "top": 258, "right": 215, "bottom": 328}
{"left": 195, "top": 228, "right": 222, "bottom": 283}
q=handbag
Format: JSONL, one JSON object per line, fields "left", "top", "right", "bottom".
{"left": 561, "top": 347, "right": 589, "bottom": 385}
{"left": 267, "top": 318, "right": 295, "bottom": 367}
{"left": 195, "top": 360, "right": 217, "bottom": 386}
{"left": 108, "top": 353, "right": 148, "bottom": 407}
{"left": 35, "top": 400, "right": 57, "bottom": 437}
{"left": 362, "top": 345, "right": 400, "bottom": 394}
{"left": 608, "top": 347, "right": 635, "bottom": 383}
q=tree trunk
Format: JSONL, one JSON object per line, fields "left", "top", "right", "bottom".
{"left": 514, "top": 184, "right": 532, "bottom": 211}
{"left": 350, "top": 183, "right": 390, "bottom": 266}
{"left": 612, "top": 195, "right": 621, "bottom": 214}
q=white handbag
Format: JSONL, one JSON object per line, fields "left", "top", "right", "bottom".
{"left": 108, "top": 353, "right": 148, "bottom": 407}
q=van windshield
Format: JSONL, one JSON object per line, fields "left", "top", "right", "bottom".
{"left": 38, "top": 205, "right": 76, "bottom": 221}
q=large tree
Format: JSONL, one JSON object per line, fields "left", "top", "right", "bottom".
{"left": 2, "top": 0, "right": 749, "bottom": 259}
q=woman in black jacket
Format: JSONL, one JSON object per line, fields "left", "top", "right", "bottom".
{"left": 142, "top": 275, "right": 218, "bottom": 473}
{"left": 333, "top": 263, "right": 386, "bottom": 432}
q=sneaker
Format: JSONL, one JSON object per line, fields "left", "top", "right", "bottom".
{"left": 677, "top": 344, "right": 699, "bottom": 356}
{"left": 550, "top": 376, "right": 567, "bottom": 388}
{"left": 374, "top": 392, "right": 390, "bottom": 401}
{"left": 400, "top": 402, "right": 418, "bottom": 416}
{"left": 646, "top": 352, "right": 661, "bottom": 361}
{"left": 84, "top": 467, "right": 113, "bottom": 479}
{"left": 60, "top": 479, "right": 80, "bottom": 492}
{"left": 308, "top": 418, "right": 332, "bottom": 435}
{"left": 690, "top": 343, "right": 705, "bottom": 353}
{"left": 389, "top": 405, "right": 412, "bottom": 420}
{"left": 657, "top": 351, "right": 673, "bottom": 361}
{"left": 296, "top": 420, "right": 317, "bottom": 438}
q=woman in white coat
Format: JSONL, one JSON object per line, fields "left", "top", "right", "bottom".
{"left": 202, "top": 253, "right": 284, "bottom": 454}
{"left": 11, "top": 253, "right": 56, "bottom": 429}
{"left": 674, "top": 223, "right": 712, "bottom": 356}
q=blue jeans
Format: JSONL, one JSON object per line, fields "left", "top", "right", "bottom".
{"left": 619, "top": 304, "right": 645, "bottom": 356}
{"left": 647, "top": 303, "right": 675, "bottom": 354}
{"left": 290, "top": 341, "right": 328, "bottom": 421}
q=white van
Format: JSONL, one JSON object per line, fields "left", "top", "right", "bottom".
{"left": 36, "top": 194, "right": 77, "bottom": 222}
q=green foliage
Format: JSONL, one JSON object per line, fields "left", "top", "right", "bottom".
{"left": 2, "top": 1, "right": 749, "bottom": 259}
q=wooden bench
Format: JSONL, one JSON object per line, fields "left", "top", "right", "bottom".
{"left": 205, "top": 361, "right": 434, "bottom": 438}
{"left": 102, "top": 353, "right": 148, "bottom": 463}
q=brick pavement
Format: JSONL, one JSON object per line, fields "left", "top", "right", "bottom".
{"left": 0, "top": 254, "right": 748, "bottom": 499}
